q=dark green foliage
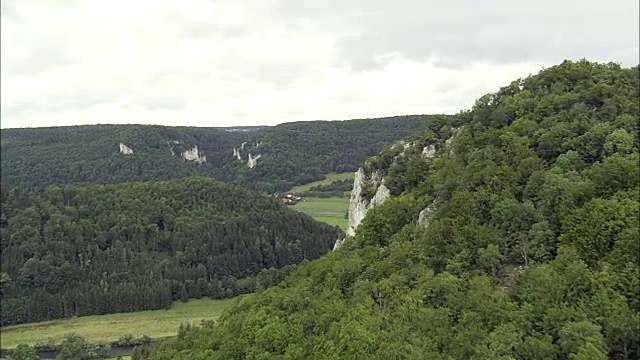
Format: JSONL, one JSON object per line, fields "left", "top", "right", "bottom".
{"left": 149, "top": 60, "right": 640, "bottom": 359}
{"left": 1, "top": 116, "right": 440, "bottom": 194}
{"left": 0, "top": 177, "right": 341, "bottom": 326}
{"left": 241, "top": 115, "right": 441, "bottom": 192}
{"left": 300, "top": 179, "right": 353, "bottom": 198}
{"left": 7, "top": 344, "right": 39, "bottom": 360}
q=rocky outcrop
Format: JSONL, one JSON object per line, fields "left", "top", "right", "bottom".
{"left": 335, "top": 126, "right": 465, "bottom": 249}
{"left": 445, "top": 127, "right": 463, "bottom": 155}
{"left": 346, "top": 168, "right": 390, "bottom": 236}
{"left": 182, "top": 146, "right": 207, "bottom": 164}
{"left": 247, "top": 153, "right": 261, "bottom": 169}
{"left": 233, "top": 147, "right": 242, "bottom": 160}
{"left": 418, "top": 201, "right": 438, "bottom": 227}
{"left": 119, "top": 143, "right": 134, "bottom": 155}
{"left": 416, "top": 127, "right": 463, "bottom": 229}
{"left": 422, "top": 144, "right": 436, "bottom": 158}
{"left": 333, "top": 238, "right": 345, "bottom": 250}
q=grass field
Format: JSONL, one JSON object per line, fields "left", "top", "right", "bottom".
{"left": 291, "top": 197, "right": 350, "bottom": 231}
{"left": 288, "top": 173, "right": 354, "bottom": 231}
{"left": 289, "top": 172, "right": 354, "bottom": 193}
{"left": 0, "top": 297, "right": 241, "bottom": 349}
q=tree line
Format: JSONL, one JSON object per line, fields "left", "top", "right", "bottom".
{"left": 1, "top": 115, "right": 442, "bottom": 195}
{"left": 0, "top": 177, "right": 342, "bottom": 326}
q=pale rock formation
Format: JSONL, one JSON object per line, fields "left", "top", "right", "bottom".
{"left": 418, "top": 201, "right": 438, "bottom": 228}
{"left": 247, "top": 153, "right": 262, "bottom": 169}
{"left": 119, "top": 143, "right": 134, "bottom": 155}
{"left": 233, "top": 148, "right": 242, "bottom": 160}
{"left": 182, "top": 146, "right": 207, "bottom": 164}
{"left": 422, "top": 144, "right": 436, "bottom": 158}
{"left": 345, "top": 169, "right": 390, "bottom": 237}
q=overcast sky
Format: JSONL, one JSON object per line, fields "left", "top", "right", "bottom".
{"left": 1, "top": 0, "right": 638, "bottom": 129}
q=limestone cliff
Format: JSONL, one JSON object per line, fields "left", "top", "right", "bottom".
{"left": 181, "top": 146, "right": 207, "bottom": 164}
{"left": 346, "top": 168, "right": 391, "bottom": 236}
{"left": 247, "top": 153, "right": 262, "bottom": 169}
{"left": 119, "top": 143, "right": 134, "bottom": 155}
{"left": 334, "top": 126, "right": 463, "bottom": 250}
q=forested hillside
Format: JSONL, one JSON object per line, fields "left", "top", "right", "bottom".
{"left": 0, "top": 115, "right": 440, "bottom": 194}
{"left": 150, "top": 60, "right": 640, "bottom": 360}
{"left": 0, "top": 177, "right": 342, "bottom": 326}
{"left": 0, "top": 125, "right": 246, "bottom": 193}
{"left": 232, "top": 115, "right": 442, "bottom": 191}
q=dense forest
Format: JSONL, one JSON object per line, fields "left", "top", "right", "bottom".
{"left": 0, "top": 177, "right": 342, "bottom": 326}
{"left": 0, "top": 115, "right": 441, "bottom": 194}
{"left": 149, "top": 60, "right": 640, "bottom": 359}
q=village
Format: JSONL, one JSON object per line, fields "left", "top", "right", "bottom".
{"left": 273, "top": 192, "right": 303, "bottom": 205}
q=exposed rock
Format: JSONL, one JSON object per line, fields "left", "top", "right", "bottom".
{"left": 338, "top": 127, "right": 463, "bottom": 248}
{"left": 247, "top": 153, "right": 262, "bottom": 169}
{"left": 241, "top": 141, "right": 247, "bottom": 150}
{"left": 371, "top": 183, "right": 390, "bottom": 207}
{"left": 233, "top": 148, "right": 242, "bottom": 160}
{"left": 445, "top": 127, "right": 463, "bottom": 155}
{"left": 119, "top": 143, "right": 134, "bottom": 155}
{"left": 345, "top": 168, "right": 390, "bottom": 237}
{"left": 418, "top": 201, "right": 438, "bottom": 228}
{"left": 422, "top": 144, "right": 436, "bottom": 158}
{"left": 182, "top": 146, "right": 207, "bottom": 164}
{"left": 332, "top": 238, "right": 345, "bottom": 250}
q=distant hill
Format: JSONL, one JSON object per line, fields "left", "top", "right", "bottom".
{"left": 0, "top": 176, "right": 342, "bottom": 326}
{"left": 0, "top": 115, "right": 443, "bottom": 193}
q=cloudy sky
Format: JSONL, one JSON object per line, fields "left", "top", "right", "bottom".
{"left": 1, "top": 0, "right": 638, "bottom": 129}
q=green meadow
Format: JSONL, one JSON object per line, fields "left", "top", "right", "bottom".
{"left": 289, "top": 173, "right": 354, "bottom": 231}
{"left": 0, "top": 297, "right": 240, "bottom": 350}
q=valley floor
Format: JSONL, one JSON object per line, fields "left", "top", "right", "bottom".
{"left": 0, "top": 297, "right": 240, "bottom": 349}
{"left": 289, "top": 172, "right": 354, "bottom": 231}
{"left": 291, "top": 197, "right": 349, "bottom": 231}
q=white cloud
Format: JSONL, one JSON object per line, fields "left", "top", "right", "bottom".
{"left": 1, "top": 0, "right": 637, "bottom": 129}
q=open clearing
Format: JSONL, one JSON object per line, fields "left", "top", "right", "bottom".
{"left": 289, "top": 172, "right": 353, "bottom": 231}
{"left": 0, "top": 297, "right": 241, "bottom": 349}
{"left": 292, "top": 197, "right": 349, "bottom": 231}
{"left": 289, "top": 172, "right": 354, "bottom": 193}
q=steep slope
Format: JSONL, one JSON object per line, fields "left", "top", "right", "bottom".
{"left": 149, "top": 60, "right": 640, "bottom": 360}
{"left": 232, "top": 115, "right": 444, "bottom": 192}
{"left": 0, "top": 125, "right": 246, "bottom": 192}
{"left": 0, "top": 115, "right": 442, "bottom": 194}
{"left": 0, "top": 177, "right": 342, "bottom": 326}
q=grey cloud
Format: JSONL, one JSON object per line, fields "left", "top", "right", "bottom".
{"left": 277, "top": 0, "right": 639, "bottom": 70}
{"left": 1, "top": 88, "right": 128, "bottom": 119}
{"left": 182, "top": 22, "right": 249, "bottom": 39}
{"left": 3, "top": 39, "right": 75, "bottom": 75}
{"left": 1, "top": 0, "right": 20, "bottom": 19}
{"left": 130, "top": 98, "right": 187, "bottom": 111}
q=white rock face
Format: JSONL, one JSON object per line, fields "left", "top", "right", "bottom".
{"left": 371, "top": 183, "right": 390, "bottom": 207}
{"left": 422, "top": 144, "right": 436, "bottom": 158}
{"left": 445, "top": 127, "right": 463, "bottom": 155}
{"left": 119, "top": 143, "right": 134, "bottom": 155}
{"left": 247, "top": 153, "right": 262, "bottom": 168}
{"left": 345, "top": 168, "right": 390, "bottom": 238}
{"left": 333, "top": 238, "right": 345, "bottom": 250}
{"left": 233, "top": 148, "right": 242, "bottom": 160}
{"left": 418, "top": 201, "right": 438, "bottom": 228}
{"left": 182, "top": 146, "right": 207, "bottom": 163}
{"left": 241, "top": 141, "right": 247, "bottom": 150}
